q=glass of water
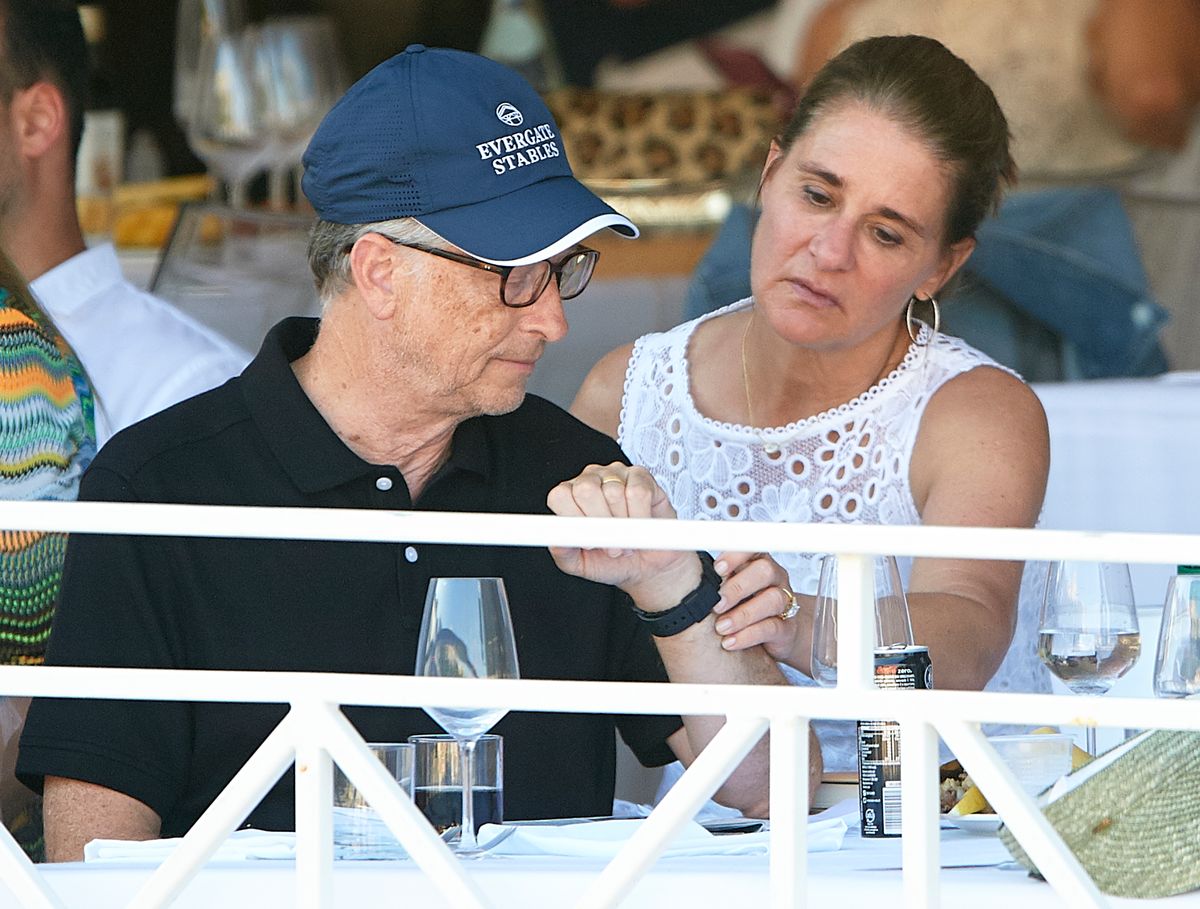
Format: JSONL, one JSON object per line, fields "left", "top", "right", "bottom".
{"left": 1038, "top": 561, "right": 1141, "bottom": 754}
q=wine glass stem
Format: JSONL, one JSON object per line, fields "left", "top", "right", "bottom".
{"left": 228, "top": 178, "right": 249, "bottom": 210}
{"left": 1085, "top": 726, "right": 1098, "bottom": 757}
{"left": 458, "top": 737, "right": 478, "bottom": 852}
{"left": 268, "top": 165, "right": 289, "bottom": 211}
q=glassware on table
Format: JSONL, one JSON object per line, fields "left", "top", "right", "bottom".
{"left": 1154, "top": 565, "right": 1200, "bottom": 698}
{"left": 258, "top": 15, "right": 347, "bottom": 209}
{"left": 332, "top": 742, "right": 414, "bottom": 858}
{"left": 173, "top": 0, "right": 247, "bottom": 131}
{"left": 410, "top": 733, "right": 503, "bottom": 837}
{"left": 810, "top": 554, "right": 913, "bottom": 688}
{"left": 186, "top": 26, "right": 271, "bottom": 209}
{"left": 414, "top": 577, "right": 519, "bottom": 855}
{"left": 1038, "top": 561, "right": 1141, "bottom": 755}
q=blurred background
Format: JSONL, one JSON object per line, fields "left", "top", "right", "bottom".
{"left": 82, "top": 0, "right": 1200, "bottom": 381}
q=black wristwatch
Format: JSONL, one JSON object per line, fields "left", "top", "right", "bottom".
{"left": 630, "top": 552, "right": 722, "bottom": 637}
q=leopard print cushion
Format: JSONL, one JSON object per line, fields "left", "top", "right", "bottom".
{"left": 544, "top": 87, "right": 784, "bottom": 187}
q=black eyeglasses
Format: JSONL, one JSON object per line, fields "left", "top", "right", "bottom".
{"left": 383, "top": 238, "right": 600, "bottom": 308}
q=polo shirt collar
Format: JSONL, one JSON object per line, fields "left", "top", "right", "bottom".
{"left": 242, "top": 317, "right": 492, "bottom": 495}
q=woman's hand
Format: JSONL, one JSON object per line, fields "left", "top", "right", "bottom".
{"left": 711, "top": 552, "right": 811, "bottom": 670}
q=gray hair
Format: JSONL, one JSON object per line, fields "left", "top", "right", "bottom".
{"left": 306, "top": 217, "right": 446, "bottom": 304}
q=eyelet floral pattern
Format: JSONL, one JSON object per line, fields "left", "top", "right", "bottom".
{"left": 619, "top": 298, "right": 1048, "bottom": 770}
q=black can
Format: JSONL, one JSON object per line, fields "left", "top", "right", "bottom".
{"left": 857, "top": 645, "right": 933, "bottom": 838}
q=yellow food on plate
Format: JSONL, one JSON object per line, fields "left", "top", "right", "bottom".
{"left": 941, "top": 727, "right": 1092, "bottom": 817}
{"left": 948, "top": 783, "right": 992, "bottom": 816}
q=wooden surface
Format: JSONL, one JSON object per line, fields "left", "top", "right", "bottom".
{"left": 590, "top": 228, "right": 714, "bottom": 279}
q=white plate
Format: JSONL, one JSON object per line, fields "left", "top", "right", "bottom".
{"left": 943, "top": 813, "right": 1002, "bottom": 835}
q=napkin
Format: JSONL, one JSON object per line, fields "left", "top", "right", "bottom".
{"left": 85, "top": 829, "right": 298, "bottom": 863}
{"left": 478, "top": 815, "right": 847, "bottom": 858}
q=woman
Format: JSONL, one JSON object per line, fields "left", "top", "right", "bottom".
{"left": 0, "top": 248, "right": 95, "bottom": 854}
{"left": 571, "top": 35, "right": 1050, "bottom": 771}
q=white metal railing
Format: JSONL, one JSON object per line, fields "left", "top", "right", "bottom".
{"left": 0, "top": 500, "right": 1196, "bottom": 909}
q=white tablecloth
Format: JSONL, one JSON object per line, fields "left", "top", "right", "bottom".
{"left": 8, "top": 828, "right": 1199, "bottom": 908}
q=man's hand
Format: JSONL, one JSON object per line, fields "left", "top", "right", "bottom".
{"left": 546, "top": 463, "right": 700, "bottom": 608}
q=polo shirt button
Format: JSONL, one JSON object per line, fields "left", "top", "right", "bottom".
{"left": 405, "top": 546, "right": 418, "bottom": 563}
{"left": 376, "top": 477, "right": 393, "bottom": 491}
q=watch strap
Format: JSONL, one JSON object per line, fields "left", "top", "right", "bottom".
{"left": 630, "top": 552, "right": 722, "bottom": 637}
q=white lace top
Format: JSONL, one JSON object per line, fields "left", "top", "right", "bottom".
{"left": 619, "top": 299, "right": 1049, "bottom": 772}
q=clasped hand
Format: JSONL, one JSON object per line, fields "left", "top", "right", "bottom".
{"left": 548, "top": 463, "right": 809, "bottom": 660}
{"left": 545, "top": 463, "right": 695, "bottom": 607}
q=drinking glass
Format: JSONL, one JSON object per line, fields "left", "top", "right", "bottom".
{"left": 811, "top": 554, "right": 913, "bottom": 687}
{"left": 332, "top": 742, "right": 414, "bottom": 858}
{"left": 173, "top": 0, "right": 247, "bottom": 130}
{"left": 410, "top": 734, "right": 503, "bottom": 837}
{"left": 1154, "top": 568, "right": 1200, "bottom": 698}
{"left": 186, "top": 27, "right": 271, "bottom": 208}
{"left": 1038, "top": 561, "right": 1141, "bottom": 754}
{"left": 414, "top": 578, "right": 519, "bottom": 855}
{"left": 258, "top": 15, "right": 347, "bottom": 209}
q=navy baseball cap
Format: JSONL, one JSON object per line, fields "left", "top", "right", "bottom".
{"left": 301, "top": 44, "right": 638, "bottom": 266}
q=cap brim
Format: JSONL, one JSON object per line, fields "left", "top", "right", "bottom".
{"left": 416, "top": 176, "right": 638, "bottom": 266}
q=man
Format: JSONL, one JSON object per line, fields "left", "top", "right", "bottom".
{"left": 0, "top": 0, "right": 247, "bottom": 447}
{"left": 18, "top": 45, "right": 791, "bottom": 862}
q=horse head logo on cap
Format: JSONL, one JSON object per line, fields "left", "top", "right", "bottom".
{"left": 495, "top": 103, "right": 524, "bottom": 127}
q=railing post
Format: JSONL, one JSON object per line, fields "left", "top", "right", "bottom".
{"left": 293, "top": 702, "right": 334, "bottom": 909}
{"left": 580, "top": 716, "right": 768, "bottom": 909}
{"left": 939, "top": 721, "right": 1110, "bottom": 909}
{"left": 769, "top": 713, "right": 810, "bottom": 909}
{"left": 901, "top": 719, "right": 940, "bottom": 908}
{"left": 836, "top": 553, "right": 875, "bottom": 692}
{"left": 128, "top": 714, "right": 299, "bottom": 909}
{"left": 0, "top": 828, "right": 66, "bottom": 909}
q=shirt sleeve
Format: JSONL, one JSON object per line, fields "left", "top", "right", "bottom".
{"left": 16, "top": 465, "right": 193, "bottom": 821}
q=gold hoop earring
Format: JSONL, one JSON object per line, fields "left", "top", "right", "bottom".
{"left": 905, "top": 295, "right": 940, "bottom": 346}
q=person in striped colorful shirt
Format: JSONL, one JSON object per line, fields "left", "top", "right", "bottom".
{"left": 0, "top": 247, "right": 94, "bottom": 858}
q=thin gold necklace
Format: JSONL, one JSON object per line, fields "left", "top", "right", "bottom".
{"left": 740, "top": 308, "right": 781, "bottom": 455}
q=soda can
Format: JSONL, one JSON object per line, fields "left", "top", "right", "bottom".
{"left": 858, "top": 645, "right": 933, "bottom": 837}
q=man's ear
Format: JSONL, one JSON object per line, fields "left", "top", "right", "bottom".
{"left": 348, "top": 232, "right": 403, "bottom": 319}
{"left": 9, "top": 82, "right": 68, "bottom": 160}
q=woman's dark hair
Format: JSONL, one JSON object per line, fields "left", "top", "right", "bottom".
{"left": 0, "top": 0, "right": 89, "bottom": 161}
{"left": 779, "top": 34, "right": 1016, "bottom": 245}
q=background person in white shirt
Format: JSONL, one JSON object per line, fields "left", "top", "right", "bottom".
{"left": 0, "top": 0, "right": 248, "bottom": 446}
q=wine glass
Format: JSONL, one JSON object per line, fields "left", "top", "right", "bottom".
{"left": 1038, "top": 561, "right": 1141, "bottom": 754}
{"left": 811, "top": 554, "right": 913, "bottom": 687}
{"left": 186, "top": 26, "right": 271, "bottom": 208}
{"left": 258, "top": 15, "right": 347, "bottom": 209}
{"left": 414, "top": 577, "right": 519, "bottom": 855}
{"left": 173, "top": 0, "right": 247, "bottom": 130}
{"left": 1154, "top": 567, "right": 1200, "bottom": 698}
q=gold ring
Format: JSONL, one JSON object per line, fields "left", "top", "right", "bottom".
{"left": 600, "top": 476, "right": 625, "bottom": 486}
{"left": 776, "top": 586, "right": 800, "bottom": 620}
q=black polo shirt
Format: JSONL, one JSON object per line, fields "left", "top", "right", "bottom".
{"left": 18, "top": 317, "right": 681, "bottom": 837}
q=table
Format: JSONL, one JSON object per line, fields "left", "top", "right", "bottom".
{"left": 7, "top": 828, "right": 1198, "bottom": 908}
